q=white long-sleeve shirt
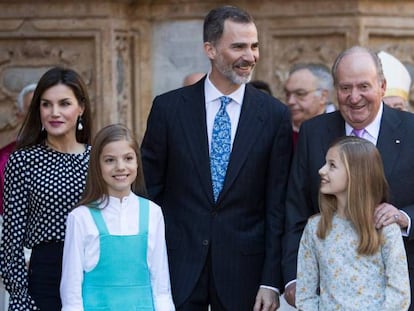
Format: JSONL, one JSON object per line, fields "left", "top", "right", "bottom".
{"left": 60, "top": 192, "right": 175, "bottom": 311}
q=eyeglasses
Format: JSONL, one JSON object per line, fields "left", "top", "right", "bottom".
{"left": 285, "top": 88, "right": 321, "bottom": 101}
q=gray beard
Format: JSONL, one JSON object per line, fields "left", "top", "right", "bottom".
{"left": 214, "top": 59, "right": 255, "bottom": 85}
{"left": 221, "top": 67, "right": 253, "bottom": 85}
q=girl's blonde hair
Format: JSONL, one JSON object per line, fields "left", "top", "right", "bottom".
{"left": 317, "top": 136, "right": 388, "bottom": 255}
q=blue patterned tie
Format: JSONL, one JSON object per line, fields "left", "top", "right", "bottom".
{"left": 210, "top": 96, "right": 232, "bottom": 202}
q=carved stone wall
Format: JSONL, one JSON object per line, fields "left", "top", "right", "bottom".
{"left": 0, "top": 0, "right": 151, "bottom": 146}
{"left": 1, "top": 0, "right": 414, "bottom": 147}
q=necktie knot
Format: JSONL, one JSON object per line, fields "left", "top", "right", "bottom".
{"left": 352, "top": 128, "right": 365, "bottom": 138}
{"left": 219, "top": 96, "right": 231, "bottom": 110}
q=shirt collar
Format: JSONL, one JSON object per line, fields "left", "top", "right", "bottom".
{"left": 107, "top": 191, "right": 134, "bottom": 206}
{"left": 204, "top": 72, "right": 245, "bottom": 105}
{"left": 345, "top": 103, "right": 383, "bottom": 139}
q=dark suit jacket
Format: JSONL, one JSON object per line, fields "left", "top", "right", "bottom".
{"left": 283, "top": 105, "right": 414, "bottom": 309}
{"left": 141, "top": 78, "right": 293, "bottom": 309}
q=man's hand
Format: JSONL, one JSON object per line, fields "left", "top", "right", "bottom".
{"left": 284, "top": 282, "right": 296, "bottom": 307}
{"left": 374, "top": 203, "right": 408, "bottom": 229}
{"left": 253, "top": 287, "right": 279, "bottom": 311}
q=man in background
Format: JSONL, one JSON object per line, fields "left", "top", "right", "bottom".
{"left": 283, "top": 63, "right": 334, "bottom": 146}
{"left": 182, "top": 72, "right": 205, "bottom": 86}
{"left": 248, "top": 79, "right": 273, "bottom": 95}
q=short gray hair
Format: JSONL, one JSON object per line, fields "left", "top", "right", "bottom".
{"left": 16, "top": 83, "right": 37, "bottom": 112}
{"left": 331, "top": 46, "right": 385, "bottom": 86}
{"left": 290, "top": 63, "right": 333, "bottom": 93}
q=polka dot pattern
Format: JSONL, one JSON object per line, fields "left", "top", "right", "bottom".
{"left": 0, "top": 144, "right": 90, "bottom": 310}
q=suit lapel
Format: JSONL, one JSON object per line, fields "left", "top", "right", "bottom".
{"left": 218, "top": 86, "right": 265, "bottom": 201}
{"left": 179, "top": 81, "right": 215, "bottom": 203}
{"left": 377, "top": 106, "right": 403, "bottom": 177}
{"left": 323, "top": 112, "right": 346, "bottom": 152}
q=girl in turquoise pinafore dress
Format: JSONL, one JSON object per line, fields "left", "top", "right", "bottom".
{"left": 60, "top": 124, "right": 175, "bottom": 311}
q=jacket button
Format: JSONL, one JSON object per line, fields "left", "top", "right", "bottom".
{"left": 202, "top": 239, "right": 209, "bottom": 246}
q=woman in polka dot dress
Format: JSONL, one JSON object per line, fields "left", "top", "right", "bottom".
{"left": 0, "top": 67, "right": 92, "bottom": 311}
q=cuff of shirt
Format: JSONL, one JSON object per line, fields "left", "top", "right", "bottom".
{"left": 260, "top": 285, "right": 280, "bottom": 295}
{"left": 400, "top": 210, "right": 411, "bottom": 237}
{"left": 284, "top": 279, "right": 296, "bottom": 290}
{"left": 154, "top": 295, "right": 176, "bottom": 311}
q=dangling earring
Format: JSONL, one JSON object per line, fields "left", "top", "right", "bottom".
{"left": 77, "top": 115, "right": 83, "bottom": 131}
{"left": 41, "top": 125, "right": 45, "bottom": 132}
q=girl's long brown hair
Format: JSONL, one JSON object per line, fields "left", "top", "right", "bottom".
{"left": 317, "top": 136, "right": 388, "bottom": 255}
{"left": 77, "top": 124, "right": 147, "bottom": 209}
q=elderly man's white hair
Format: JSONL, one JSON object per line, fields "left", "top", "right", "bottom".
{"left": 16, "top": 83, "right": 37, "bottom": 113}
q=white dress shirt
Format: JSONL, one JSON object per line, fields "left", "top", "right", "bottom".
{"left": 204, "top": 73, "right": 244, "bottom": 151}
{"left": 60, "top": 192, "right": 175, "bottom": 311}
{"left": 345, "top": 102, "right": 383, "bottom": 145}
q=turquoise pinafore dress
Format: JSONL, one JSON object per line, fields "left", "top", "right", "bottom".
{"left": 82, "top": 197, "right": 155, "bottom": 311}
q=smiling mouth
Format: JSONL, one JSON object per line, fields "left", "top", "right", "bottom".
{"left": 235, "top": 60, "right": 255, "bottom": 71}
{"left": 113, "top": 175, "right": 129, "bottom": 180}
{"left": 238, "top": 64, "right": 252, "bottom": 70}
{"left": 348, "top": 103, "right": 366, "bottom": 110}
{"left": 49, "top": 121, "right": 63, "bottom": 126}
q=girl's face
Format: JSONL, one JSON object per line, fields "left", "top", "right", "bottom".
{"left": 100, "top": 140, "right": 138, "bottom": 199}
{"left": 40, "top": 84, "right": 84, "bottom": 140}
{"left": 318, "top": 146, "right": 348, "bottom": 201}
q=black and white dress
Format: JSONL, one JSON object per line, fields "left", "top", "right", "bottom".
{"left": 0, "top": 143, "right": 90, "bottom": 310}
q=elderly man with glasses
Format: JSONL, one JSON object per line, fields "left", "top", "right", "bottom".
{"left": 283, "top": 63, "right": 334, "bottom": 147}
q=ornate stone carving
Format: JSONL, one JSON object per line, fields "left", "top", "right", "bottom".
{"left": 1, "top": 0, "right": 414, "bottom": 147}
{"left": 268, "top": 33, "right": 346, "bottom": 101}
{"left": 114, "top": 31, "right": 131, "bottom": 127}
{"left": 0, "top": 34, "right": 96, "bottom": 146}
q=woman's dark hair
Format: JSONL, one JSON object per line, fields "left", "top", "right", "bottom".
{"left": 16, "top": 66, "right": 92, "bottom": 149}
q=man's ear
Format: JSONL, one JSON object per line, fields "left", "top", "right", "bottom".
{"left": 320, "top": 89, "right": 329, "bottom": 105}
{"left": 380, "top": 78, "right": 387, "bottom": 97}
{"left": 204, "top": 42, "right": 216, "bottom": 61}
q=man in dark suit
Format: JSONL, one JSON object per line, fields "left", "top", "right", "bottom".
{"left": 283, "top": 45, "right": 414, "bottom": 310}
{"left": 141, "top": 5, "right": 292, "bottom": 311}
